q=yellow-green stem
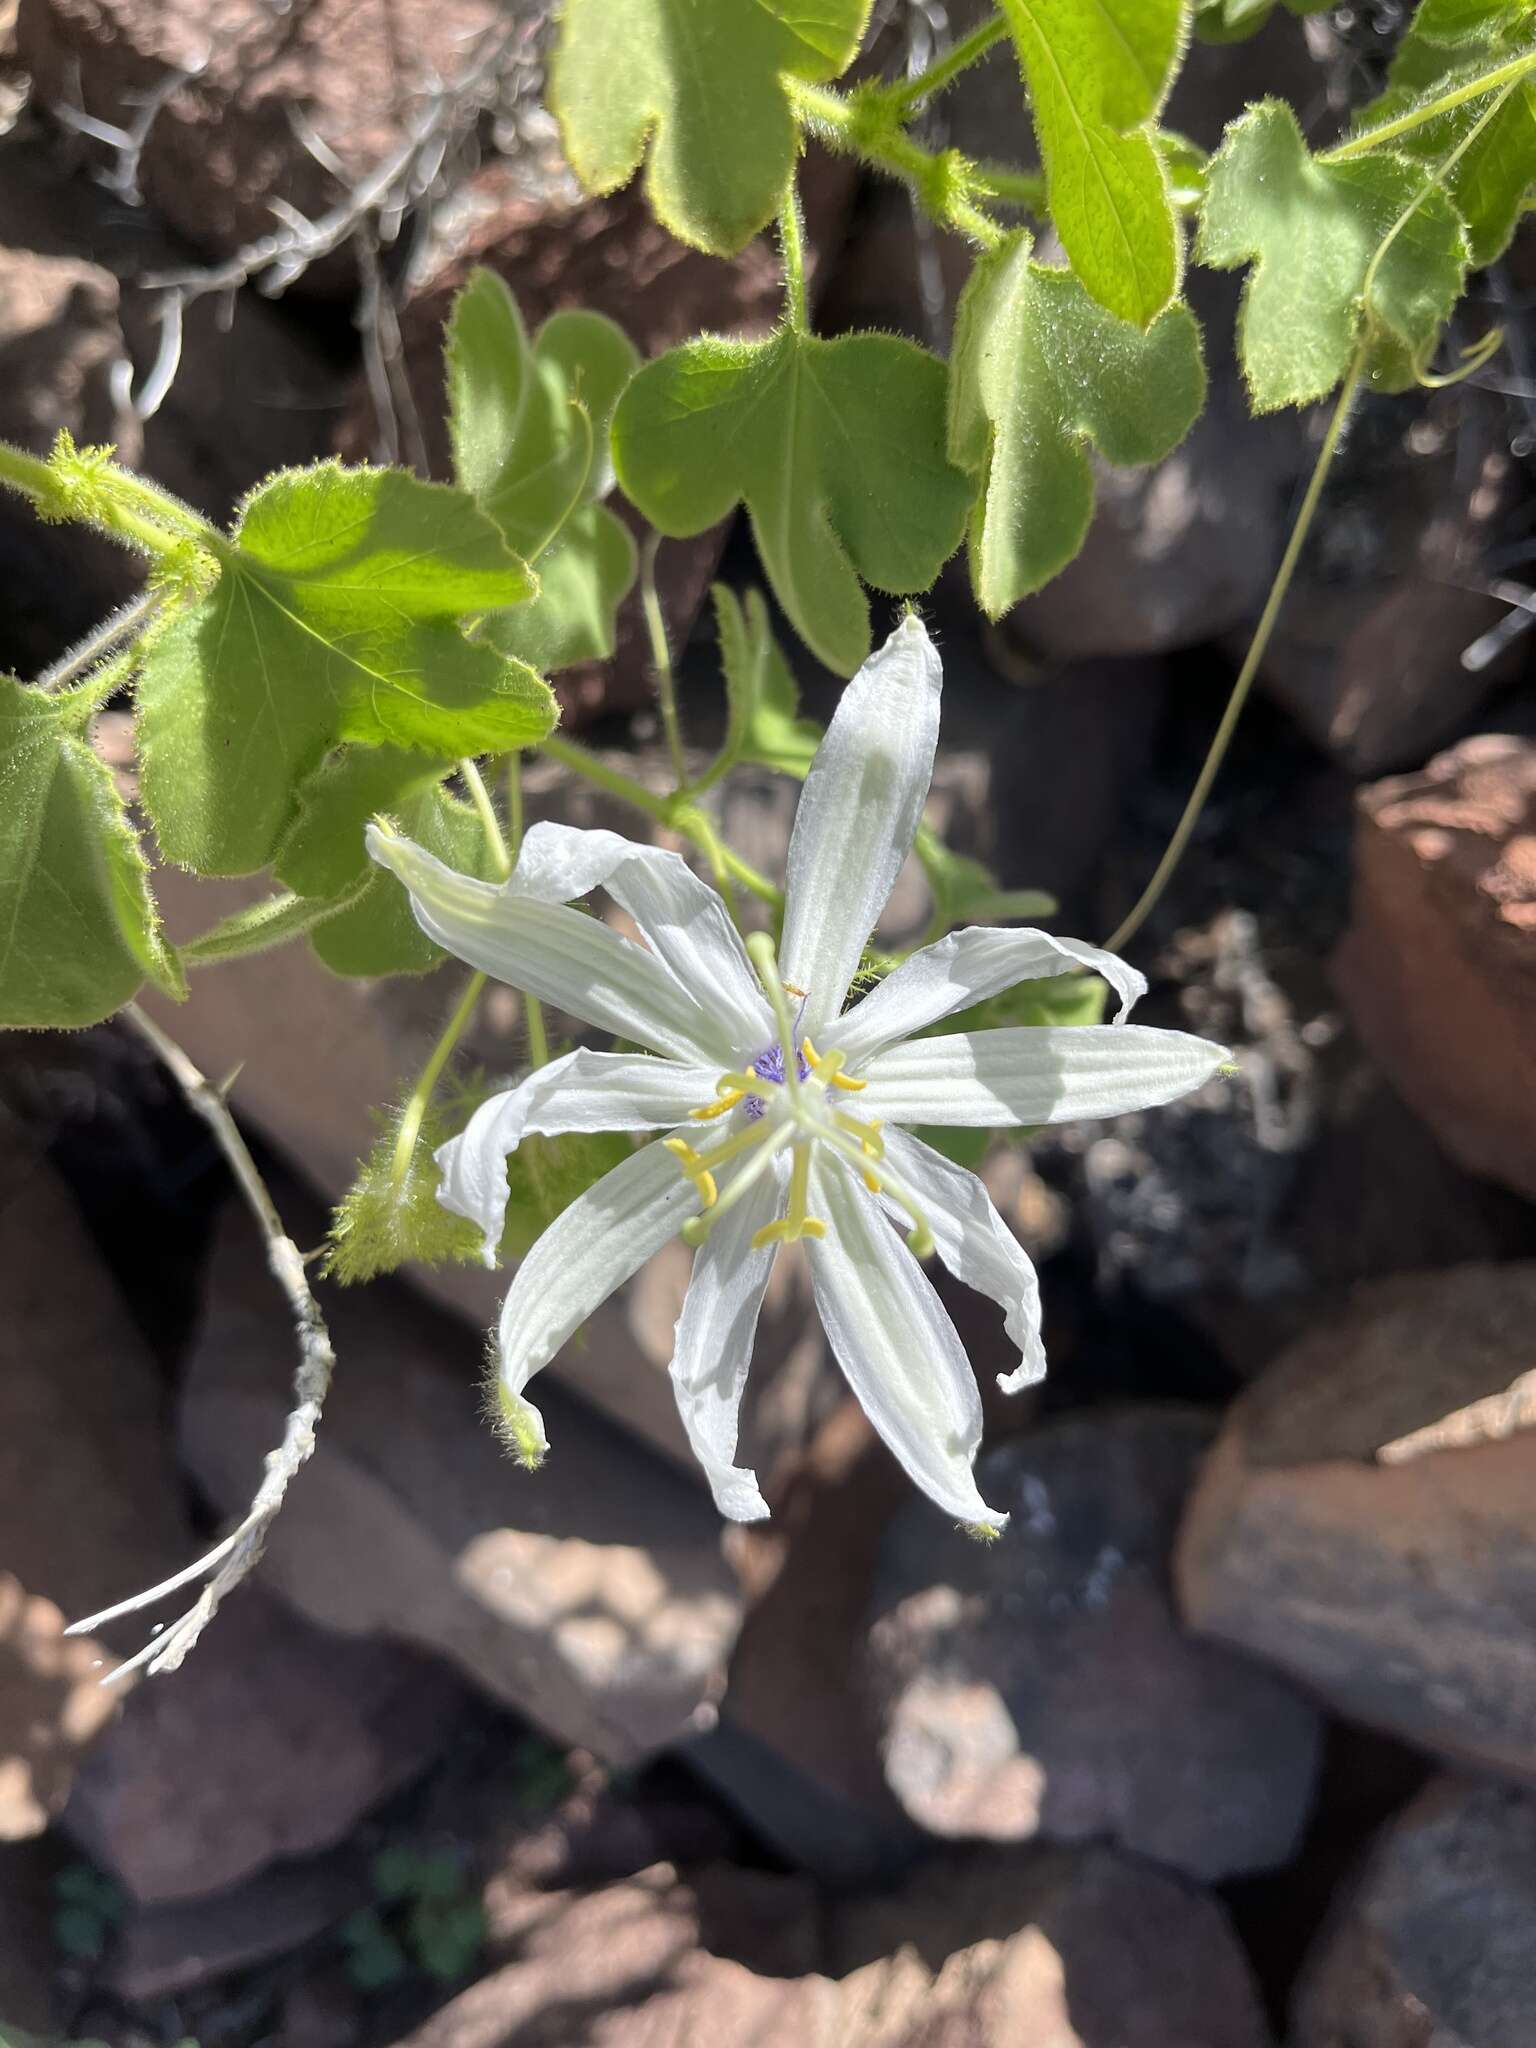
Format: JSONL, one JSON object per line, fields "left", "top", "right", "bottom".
{"left": 886, "top": 14, "right": 1008, "bottom": 113}
{"left": 460, "top": 757, "right": 511, "bottom": 879}
{"left": 389, "top": 971, "right": 487, "bottom": 1194}
{"left": 1321, "top": 48, "right": 1536, "bottom": 163}
{"left": 640, "top": 534, "right": 687, "bottom": 788}
{"left": 505, "top": 754, "right": 550, "bottom": 1068}
{"left": 777, "top": 180, "right": 810, "bottom": 332}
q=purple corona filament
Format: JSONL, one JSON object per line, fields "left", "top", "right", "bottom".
{"left": 745, "top": 1039, "right": 811, "bottom": 1120}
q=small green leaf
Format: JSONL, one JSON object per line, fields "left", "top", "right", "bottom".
{"left": 276, "top": 748, "right": 494, "bottom": 978}
{"left": 949, "top": 230, "right": 1206, "bottom": 616}
{"left": 1353, "top": 1, "right": 1536, "bottom": 267}
{"left": 912, "top": 830, "right": 1057, "bottom": 927}
{"left": 614, "top": 329, "right": 971, "bottom": 674}
{"left": 137, "top": 463, "right": 555, "bottom": 875}
{"left": 1193, "top": 0, "right": 1332, "bottom": 43}
{"left": 997, "top": 0, "right": 1186, "bottom": 327}
{"left": 179, "top": 884, "right": 370, "bottom": 965}
{"left": 1197, "top": 99, "right": 1472, "bottom": 409}
{"left": 484, "top": 501, "right": 639, "bottom": 672}
{"left": 713, "top": 584, "right": 822, "bottom": 778}
{"left": 551, "top": 0, "right": 873, "bottom": 253}
{"left": 0, "top": 677, "right": 182, "bottom": 1029}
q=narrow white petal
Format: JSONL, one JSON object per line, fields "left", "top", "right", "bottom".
{"left": 437, "top": 1051, "right": 718, "bottom": 1262}
{"left": 494, "top": 1139, "right": 697, "bottom": 1455}
{"left": 859, "top": 1025, "right": 1230, "bottom": 1127}
{"left": 668, "top": 1156, "right": 790, "bottom": 1523}
{"left": 878, "top": 1125, "right": 1045, "bottom": 1394}
{"left": 511, "top": 822, "right": 771, "bottom": 1053}
{"left": 806, "top": 1153, "right": 1005, "bottom": 1529}
{"left": 367, "top": 826, "right": 725, "bottom": 1062}
{"left": 780, "top": 615, "right": 942, "bottom": 1037}
{"left": 832, "top": 926, "right": 1146, "bottom": 1067}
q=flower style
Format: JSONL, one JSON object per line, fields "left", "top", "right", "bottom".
{"left": 367, "top": 616, "right": 1228, "bottom": 1531}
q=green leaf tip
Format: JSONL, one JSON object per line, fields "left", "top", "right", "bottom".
{"left": 551, "top": 0, "right": 873, "bottom": 254}
{"left": 949, "top": 229, "right": 1206, "bottom": 617}
{"left": 615, "top": 327, "right": 970, "bottom": 675}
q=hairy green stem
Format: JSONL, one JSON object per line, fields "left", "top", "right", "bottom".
{"left": 505, "top": 754, "right": 550, "bottom": 1067}
{"left": 777, "top": 180, "right": 811, "bottom": 332}
{"left": 460, "top": 757, "right": 511, "bottom": 879}
{"left": 887, "top": 14, "right": 1009, "bottom": 113}
{"left": 389, "top": 970, "right": 487, "bottom": 1194}
{"left": 787, "top": 78, "right": 1021, "bottom": 243}
{"left": 36, "top": 590, "right": 161, "bottom": 693}
{"left": 640, "top": 534, "right": 688, "bottom": 788}
{"left": 0, "top": 437, "right": 212, "bottom": 558}
{"left": 1102, "top": 348, "right": 1367, "bottom": 956}
{"left": 1321, "top": 48, "right": 1535, "bottom": 163}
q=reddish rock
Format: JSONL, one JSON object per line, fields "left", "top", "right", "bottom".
{"left": 1177, "top": 1266, "right": 1536, "bottom": 1779}
{"left": 65, "top": 1585, "right": 468, "bottom": 1903}
{"left": 1335, "top": 734, "right": 1536, "bottom": 1201}
{"left": 866, "top": 1408, "right": 1321, "bottom": 1881}
{"left": 17, "top": 0, "right": 505, "bottom": 277}
{"left": 1292, "top": 1776, "right": 1536, "bottom": 2048}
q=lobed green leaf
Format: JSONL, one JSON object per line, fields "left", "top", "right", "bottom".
{"left": 997, "top": 0, "right": 1187, "bottom": 327}
{"left": 0, "top": 677, "right": 182, "bottom": 1029}
{"left": 949, "top": 229, "right": 1206, "bottom": 616}
{"left": 551, "top": 0, "right": 873, "bottom": 254}
{"left": 614, "top": 328, "right": 971, "bottom": 675}
{"left": 1197, "top": 99, "right": 1472, "bottom": 409}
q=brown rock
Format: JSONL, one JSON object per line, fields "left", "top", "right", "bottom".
{"left": 1292, "top": 1776, "right": 1536, "bottom": 2048}
{"left": 1177, "top": 1266, "right": 1536, "bottom": 1779}
{"left": 867, "top": 1408, "right": 1321, "bottom": 1880}
{"left": 394, "top": 1845, "right": 1272, "bottom": 2048}
{"left": 1334, "top": 735, "right": 1536, "bottom": 1202}
{"left": 0, "top": 1142, "right": 190, "bottom": 1839}
{"left": 17, "top": 0, "right": 503, "bottom": 276}
{"left": 177, "top": 1185, "right": 742, "bottom": 1763}
{"left": 1249, "top": 391, "right": 1520, "bottom": 775}
{"left": 64, "top": 1585, "right": 467, "bottom": 1903}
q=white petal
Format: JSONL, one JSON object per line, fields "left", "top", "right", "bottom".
{"left": 780, "top": 615, "right": 942, "bottom": 1038}
{"left": 511, "top": 822, "right": 771, "bottom": 1053}
{"left": 367, "top": 826, "right": 725, "bottom": 1062}
{"left": 493, "top": 1138, "right": 697, "bottom": 1457}
{"left": 438, "top": 1051, "right": 719, "bottom": 1262}
{"left": 831, "top": 926, "right": 1146, "bottom": 1068}
{"left": 858, "top": 1025, "right": 1230, "bottom": 1127}
{"left": 806, "top": 1152, "right": 1005, "bottom": 1530}
{"left": 668, "top": 1156, "right": 789, "bottom": 1523}
{"left": 878, "top": 1125, "right": 1045, "bottom": 1395}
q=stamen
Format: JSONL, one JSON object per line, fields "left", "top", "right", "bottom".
{"left": 664, "top": 1137, "right": 718, "bottom": 1210}
{"left": 690, "top": 1089, "right": 745, "bottom": 1122}
{"left": 813, "top": 1118, "right": 937, "bottom": 1259}
{"left": 681, "top": 1124, "right": 795, "bottom": 1247}
{"left": 746, "top": 932, "right": 804, "bottom": 1105}
{"left": 751, "top": 1140, "right": 827, "bottom": 1249}
{"left": 802, "top": 1038, "right": 867, "bottom": 1093}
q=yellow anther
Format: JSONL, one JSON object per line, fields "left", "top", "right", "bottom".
{"left": 863, "top": 1172, "right": 881, "bottom": 1195}
{"left": 664, "top": 1137, "right": 718, "bottom": 1209}
{"left": 750, "top": 1141, "right": 824, "bottom": 1249}
{"left": 803, "top": 1037, "right": 867, "bottom": 1094}
{"left": 830, "top": 1070, "right": 867, "bottom": 1093}
{"left": 690, "top": 1089, "right": 744, "bottom": 1122}
{"left": 835, "top": 1111, "right": 884, "bottom": 1159}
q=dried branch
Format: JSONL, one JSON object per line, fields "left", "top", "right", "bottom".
{"left": 66, "top": 1003, "right": 336, "bottom": 1681}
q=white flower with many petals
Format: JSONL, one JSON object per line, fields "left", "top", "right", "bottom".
{"left": 368, "top": 616, "right": 1227, "bottom": 1531}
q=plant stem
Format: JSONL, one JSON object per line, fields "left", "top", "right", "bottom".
{"left": 505, "top": 755, "right": 550, "bottom": 1067}
{"left": 887, "top": 14, "right": 1008, "bottom": 113}
{"left": 777, "top": 179, "right": 810, "bottom": 332}
{"left": 460, "top": 757, "right": 511, "bottom": 878}
{"left": 36, "top": 589, "right": 161, "bottom": 693}
{"left": 68, "top": 1004, "right": 336, "bottom": 1681}
{"left": 1321, "top": 48, "right": 1536, "bottom": 163}
{"left": 640, "top": 534, "right": 688, "bottom": 788}
{"left": 390, "top": 969, "right": 487, "bottom": 1191}
{"left": 0, "top": 437, "right": 213, "bottom": 557}
{"left": 1103, "top": 346, "right": 1368, "bottom": 957}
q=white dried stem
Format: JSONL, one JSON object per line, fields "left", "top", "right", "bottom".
{"left": 66, "top": 1004, "right": 336, "bottom": 1678}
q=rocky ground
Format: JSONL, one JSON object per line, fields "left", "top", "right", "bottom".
{"left": 3, "top": 2, "right": 1536, "bottom": 2045}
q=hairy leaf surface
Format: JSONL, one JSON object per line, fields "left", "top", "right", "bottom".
{"left": 614, "top": 329, "right": 970, "bottom": 674}
{"left": 949, "top": 230, "right": 1206, "bottom": 615}
{"left": 551, "top": 0, "right": 872, "bottom": 252}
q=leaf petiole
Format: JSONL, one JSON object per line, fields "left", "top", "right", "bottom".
{"left": 1320, "top": 47, "right": 1536, "bottom": 163}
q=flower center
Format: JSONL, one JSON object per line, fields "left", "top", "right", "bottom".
{"left": 664, "top": 934, "right": 935, "bottom": 1259}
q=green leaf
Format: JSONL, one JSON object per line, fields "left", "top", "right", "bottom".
{"left": 712, "top": 584, "right": 822, "bottom": 778}
{"left": 614, "top": 329, "right": 971, "bottom": 674}
{"left": 1353, "top": 2, "right": 1536, "bottom": 267}
{"left": 912, "top": 829, "right": 1057, "bottom": 927}
{"left": 137, "top": 463, "right": 555, "bottom": 875}
{"left": 550, "top": 0, "right": 873, "bottom": 253}
{"left": 447, "top": 271, "right": 640, "bottom": 669}
{"left": 0, "top": 677, "right": 182, "bottom": 1029}
{"left": 997, "top": 0, "right": 1186, "bottom": 327}
{"left": 276, "top": 747, "right": 494, "bottom": 977}
{"left": 1197, "top": 99, "right": 1472, "bottom": 409}
{"left": 1193, "top": 0, "right": 1331, "bottom": 43}
{"left": 179, "top": 884, "right": 370, "bottom": 965}
{"left": 948, "top": 230, "right": 1206, "bottom": 616}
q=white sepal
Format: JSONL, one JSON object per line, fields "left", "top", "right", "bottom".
{"left": 857, "top": 1024, "right": 1229, "bottom": 1127}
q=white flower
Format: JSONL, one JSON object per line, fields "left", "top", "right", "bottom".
{"left": 367, "top": 616, "right": 1227, "bottom": 1531}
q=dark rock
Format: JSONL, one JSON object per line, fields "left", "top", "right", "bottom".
{"left": 177, "top": 1182, "right": 742, "bottom": 1763}
{"left": 0, "top": 1838, "right": 58, "bottom": 2033}
{"left": 1334, "top": 735, "right": 1536, "bottom": 1202}
{"left": 867, "top": 1407, "right": 1321, "bottom": 1880}
{"left": 0, "top": 1140, "right": 190, "bottom": 1838}
{"left": 1177, "top": 1266, "right": 1536, "bottom": 1778}
{"left": 1292, "top": 1777, "right": 1536, "bottom": 2048}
